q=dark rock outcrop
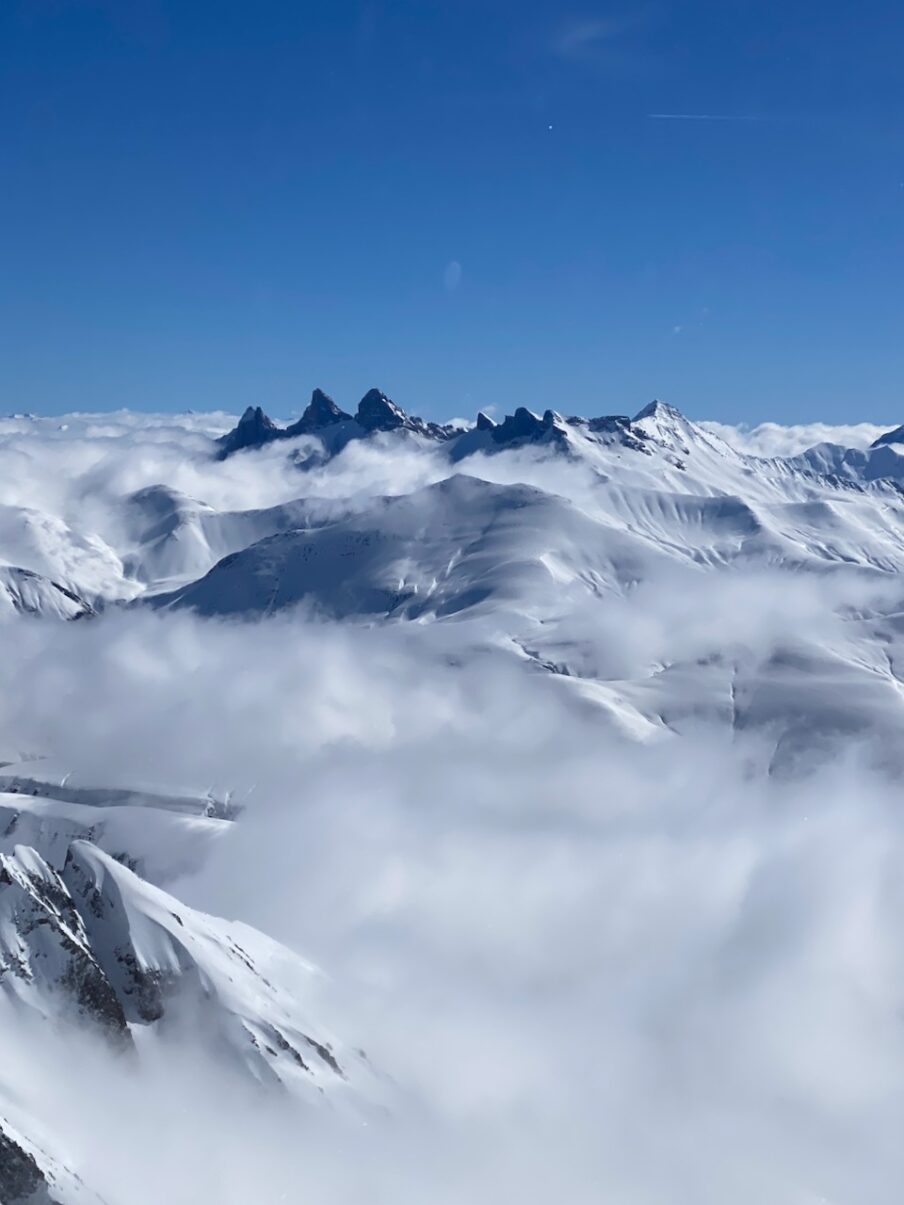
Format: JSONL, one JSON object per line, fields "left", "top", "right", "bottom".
{"left": 0, "top": 847, "right": 132, "bottom": 1044}
{"left": 216, "top": 406, "right": 283, "bottom": 458}
{"left": 217, "top": 389, "right": 457, "bottom": 459}
{"left": 0, "top": 1125, "right": 64, "bottom": 1205}
{"left": 355, "top": 388, "right": 409, "bottom": 433}
{"left": 215, "top": 389, "right": 700, "bottom": 465}
{"left": 285, "top": 389, "right": 352, "bottom": 436}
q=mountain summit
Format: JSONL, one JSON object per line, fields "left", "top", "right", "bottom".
{"left": 285, "top": 388, "right": 352, "bottom": 436}
{"left": 216, "top": 388, "right": 457, "bottom": 458}
{"left": 355, "top": 388, "right": 409, "bottom": 432}
{"left": 216, "top": 405, "right": 282, "bottom": 458}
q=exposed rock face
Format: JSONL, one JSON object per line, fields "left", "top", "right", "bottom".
{"left": 61, "top": 841, "right": 175, "bottom": 1025}
{"left": 216, "top": 388, "right": 457, "bottom": 458}
{"left": 216, "top": 406, "right": 283, "bottom": 458}
{"left": 0, "top": 1115, "right": 110, "bottom": 1204}
{"left": 0, "top": 838, "right": 372, "bottom": 1104}
{"left": 215, "top": 389, "right": 716, "bottom": 470}
{"left": 285, "top": 389, "right": 352, "bottom": 436}
{"left": 0, "top": 846, "right": 131, "bottom": 1042}
{"left": 0, "top": 835, "right": 376, "bottom": 1107}
{"left": 490, "top": 406, "right": 549, "bottom": 444}
{"left": 355, "top": 388, "right": 409, "bottom": 433}
{"left": 0, "top": 831, "right": 380, "bottom": 1201}
{"left": 470, "top": 407, "right": 571, "bottom": 451}
{"left": 0, "top": 1124, "right": 60, "bottom": 1205}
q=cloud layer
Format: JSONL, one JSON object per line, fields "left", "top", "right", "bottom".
{"left": 1, "top": 407, "right": 904, "bottom": 1201}
{"left": 1, "top": 590, "right": 903, "bottom": 1201}
{"left": 701, "top": 419, "right": 890, "bottom": 457}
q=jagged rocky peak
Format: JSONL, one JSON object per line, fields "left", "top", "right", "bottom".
{"left": 632, "top": 398, "right": 686, "bottom": 423}
{"left": 630, "top": 399, "right": 696, "bottom": 450}
{"left": 493, "top": 406, "right": 544, "bottom": 441}
{"left": 218, "top": 386, "right": 456, "bottom": 460}
{"left": 238, "top": 405, "right": 278, "bottom": 433}
{"left": 488, "top": 407, "right": 567, "bottom": 446}
{"left": 443, "top": 406, "right": 572, "bottom": 462}
{"left": 286, "top": 388, "right": 352, "bottom": 436}
{"left": 352, "top": 388, "right": 454, "bottom": 440}
{"left": 355, "top": 388, "right": 409, "bottom": 432}
{"left": 870, "top": 423, "right": 904, "bottom": 449}
{"left": 217, "top": 405, "right": 283, "bottom": 457}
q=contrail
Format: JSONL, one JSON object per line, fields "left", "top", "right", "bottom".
{"left": 648, "top": 112, "right": 761, "bottom": 121}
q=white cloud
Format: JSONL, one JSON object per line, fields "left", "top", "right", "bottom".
{"left": 3, "top": 595, "right": 904, "bottom": 1202}
{"left": 701, "top": 419, "right": 892, "bottom": 457}
{"left": 1, "top": 407, "right": 904, "bottom": 1200}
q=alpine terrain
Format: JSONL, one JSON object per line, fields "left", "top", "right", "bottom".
{"left": 1, "top": 392, "right": 904, "bottom": 1203}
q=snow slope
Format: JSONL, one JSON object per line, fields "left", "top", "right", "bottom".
{"left": 0, "top": 833, "right": 378, "bottom": 1101}
{"left": 0, "top": 567, "right": 93, "bottom": 620}
{"left": 151, "top": 475, "right": 666, "bottom": 621}
{"left": 0, "top": 1113, "right": 108, "bottom": 1205}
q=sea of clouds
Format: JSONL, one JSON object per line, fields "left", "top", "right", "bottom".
{"left": 1, "top": 409, "right": 903, "bottom": 1203}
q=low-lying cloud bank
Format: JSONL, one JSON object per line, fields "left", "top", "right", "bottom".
{"left": 3, "top": 404, "right": 904, "bottom": 1201}
{"left": 0, "top": 409, "right": 895, "bottom": 527}
{"left": 701, "top": 419, "right": 890, "bottom": 457}
{"left": 2, "top": 587, "right": 904, "bottom": 1203}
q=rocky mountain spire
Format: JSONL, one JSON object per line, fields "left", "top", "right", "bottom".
{"left": 285, "top": 389, "right": 352, "bottom": 436}
{"left": 355, "top": 388, "right": 409, "bottom": 433}
{"left": 216, "top": 406, "right": 282, "bottom": 458}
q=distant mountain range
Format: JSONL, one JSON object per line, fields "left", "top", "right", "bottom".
{"left": 216, "top": 388, "right": 904, "bottom": 478}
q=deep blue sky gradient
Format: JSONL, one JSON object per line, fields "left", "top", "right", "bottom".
{"left": 2, "top": 0, "right": 903, "bottom": 422}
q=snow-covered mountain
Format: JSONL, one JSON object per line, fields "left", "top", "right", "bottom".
{"left": 8, "top": 395, "right": 904, "bottom": 766}
{"left": 150, "top": 475, "right": 664, "bottom": 621}
{"left": 5, "top": 398, "right": 904, "bottom": 1200}
{"left": 0, "top": 810, "right": 381, "bottom": 1199}
{"left": 11, "top": 393, "right": 904, "bottom": 615}
{"left": 0, "top": 772, "right": 374, "bottom": 1102}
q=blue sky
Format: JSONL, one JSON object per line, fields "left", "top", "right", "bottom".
{"left": 1, "top": 0, "right": 902, "bottom": 423}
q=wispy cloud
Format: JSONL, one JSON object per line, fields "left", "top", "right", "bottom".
{"left": 553, "top": 18, "right": 623, "bottom": 60}
{"left": 550, "top": 12, "right": 661, "bottom": 78}
{"left": 701, "top": 419, "right": 891, "bottom": 457}
{"left": 648, "top": 112, "right": 761, "bottom": 121}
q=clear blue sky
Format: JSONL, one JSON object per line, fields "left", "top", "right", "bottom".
{"left": 1, "top": 0, "right": 902, "bottom": 423}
